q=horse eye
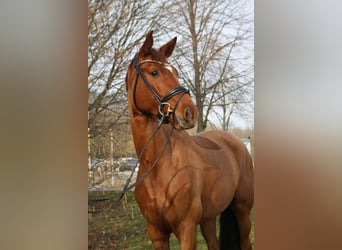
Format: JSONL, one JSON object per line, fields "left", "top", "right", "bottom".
{"left": 151, "top": 70, "right": 159, "bottom": 77}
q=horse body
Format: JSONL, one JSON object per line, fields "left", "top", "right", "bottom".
{"left": 193, "top": 131, "right": 242, "bottom": 217}
{"left": 126, "top": 31, "right": 253, "bottom": 250}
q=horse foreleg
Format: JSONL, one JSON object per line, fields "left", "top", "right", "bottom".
{"left": 200, "top": 218, "right": 219, "bottom": 250}
{"left": 175, "top": 220, "right": 198, "bottom": 250}
{"left": 147, "top": 223, "right": 170, "bottom": 250}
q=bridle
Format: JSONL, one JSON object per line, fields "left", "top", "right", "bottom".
{"left": 132, "top": 54, "right": 190, "bottom": 124}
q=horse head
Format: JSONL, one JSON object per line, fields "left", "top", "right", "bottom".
{"left": 126, "top": 30, "right": 198, "bottom": 130}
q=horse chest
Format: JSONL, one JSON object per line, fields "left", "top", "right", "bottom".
{"left": 141, "top": 198, "right": 165, "bottom": 225}
{"left": 135, "top": 189, "right": 169, "bottom": 228}
{"left": 135, "top": 171, "right": 195, "bottom": 229}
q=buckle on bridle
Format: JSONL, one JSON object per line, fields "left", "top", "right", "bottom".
{"left": 159, "top": 102, "right": 173, "bottom": 117}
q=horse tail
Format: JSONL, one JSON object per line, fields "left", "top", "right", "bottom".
{"left": 219, "top": 205, "right": 241, "bottom": 250}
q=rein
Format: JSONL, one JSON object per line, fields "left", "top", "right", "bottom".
{"left": 118, "top": 116, "right": 174, "bottom": 201}
{"left": 117, "top": 54, "right": 188, "bottom": 202}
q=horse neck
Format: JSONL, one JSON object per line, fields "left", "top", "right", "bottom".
{"left": 130, "top": 115, "right": 174, "bottom": 162}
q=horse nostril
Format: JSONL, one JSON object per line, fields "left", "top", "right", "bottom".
{"left": 184, "top": 108, "right": 193, "bottom": 121}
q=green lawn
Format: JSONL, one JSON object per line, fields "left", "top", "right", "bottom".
{"left": 88, "top": 190, "right": 254, "bottom": 249}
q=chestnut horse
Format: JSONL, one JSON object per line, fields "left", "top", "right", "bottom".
{"left": 125, "top": 31, "right": 254, "bottom": 250}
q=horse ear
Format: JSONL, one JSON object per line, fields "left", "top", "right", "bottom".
{"left": 139, "top": 30, "right": 154, "bottom": 57}
{"left": 159, "top": 37, "right": 177, "bottom": 58}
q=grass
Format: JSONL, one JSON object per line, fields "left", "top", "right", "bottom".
{"left": 88, "top": 190, "right": 254, "bottom": 249}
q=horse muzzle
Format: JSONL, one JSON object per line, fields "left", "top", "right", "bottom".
{"left": 174, "top": 106, "right": 198, "bottom": 130}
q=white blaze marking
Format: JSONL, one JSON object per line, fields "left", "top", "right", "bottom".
{"left": 164, "top": 64, "right": 173, "bottom": 73}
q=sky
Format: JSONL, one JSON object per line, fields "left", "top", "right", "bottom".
{"left": 214, "top": 0, "right": 254, "bottom": 129}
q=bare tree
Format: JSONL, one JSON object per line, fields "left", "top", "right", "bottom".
{"left": 88, "top": 0, "right": 163, "bottom": 159}
{"left": 88, "top": 0, "right": 253, "bottom": 162}
{"left": 212, "top": 78, "right": 254, "bottom": 130}
{"left": 157, "top": 0, "right": 254, "bottom": 132}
